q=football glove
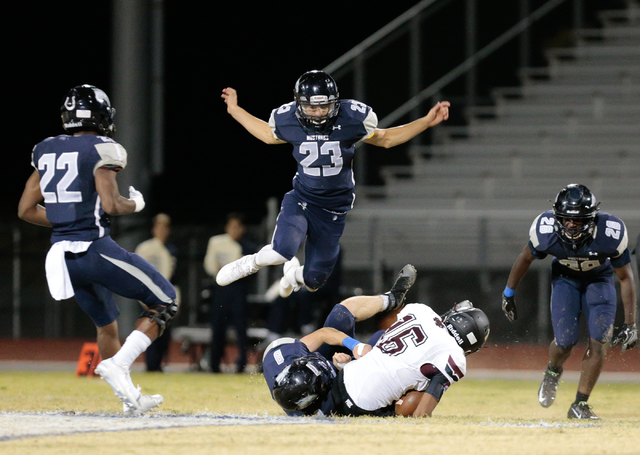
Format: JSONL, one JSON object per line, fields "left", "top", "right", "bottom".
{"left": 128, "top": 186, "right": 145, "bottom": 212}
{"left": 502, "top": 293, "right": 517, "bottom": 323}
{"left": 612, "top": 323, "right": 638, "bottom": 353}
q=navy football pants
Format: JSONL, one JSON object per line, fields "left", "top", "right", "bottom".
{"left": 272, "top": 191, "right": 346, "bottom": 290}
{"left": 550, "top": 274, "right": 616, "bottom": 348}
{"left": 65, "top": 236, "right": 176, "bottom": 327}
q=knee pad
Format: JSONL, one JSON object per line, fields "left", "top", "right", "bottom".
{"left": 140, "top": 301, "right": 178, "bottom": 336}
{"left": 302, "top": 270, "right": 329, "bottom": 292}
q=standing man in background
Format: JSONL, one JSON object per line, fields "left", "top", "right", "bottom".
{"left": 204, "top": 213, "right": 257, "bottom": 373}
{"left": 135, "top": 213, "right": 180, "bottom": 372}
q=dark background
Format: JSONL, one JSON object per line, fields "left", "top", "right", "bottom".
{"left": 5, "top": 1, "right": 611, "bottom": 228}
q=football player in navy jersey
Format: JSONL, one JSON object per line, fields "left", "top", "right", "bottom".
{"left": 217, "top": 70, "right": 450, "bottom": 298}
{"left": 18, "top": 84, "right": 178, "bottom": 416}
{"left": 502, "top": 183, "right": 637, "bottom": 420}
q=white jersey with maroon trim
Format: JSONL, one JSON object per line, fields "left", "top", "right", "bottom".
{"left": 342, "top": 303, "right": 466, "bottom": 411}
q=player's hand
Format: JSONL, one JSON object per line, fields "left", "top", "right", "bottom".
{"left": 425, "top": 101, "right": 450, "bottom": 127}
{"left": 612, "top": 323, "right": 638, "bottom": 353}
{"left": 353, "top": 343, "right": 372, "bottom": 359}
{"left": 221, "top": 87, "right": 238, "bottom": 111}
{"left": 502, "top": 293, "right": 517, "bottom": 322}
{"left": 332, "top": 352, "right": 352, "bottom": 370}
{"left": 128, "top": 186, "right": 145, "bottom": 213}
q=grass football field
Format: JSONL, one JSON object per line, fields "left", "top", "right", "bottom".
{"left": 1, "top": 371, "right": 639, "bottom": 454}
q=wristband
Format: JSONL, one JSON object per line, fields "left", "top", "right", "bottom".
{"left": 132, "top": 197, "right": 145, "bottom": 213}
{"left": 503, "top": 286, "right": 515, "bottom": 298}
{"left": 341, "top": 336, "right": 361, "bottom": 352}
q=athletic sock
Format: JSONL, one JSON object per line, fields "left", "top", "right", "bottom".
{"left": 575, "top": 392, "right": 589, "bottom": 404}
{"left": 111, "top": 330, "right": 152, "bottom": 369}
{"left": 380, "top": 294, "right": 391, "bottom": 311}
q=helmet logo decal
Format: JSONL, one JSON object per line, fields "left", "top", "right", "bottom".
{"left": 64, "top": 96, "right": 76, "bottom": 111}
{"left": 466, "top": 332, "right": 478, "bottom": 344}
{"left": 76, "top": 109, "right": 92, "bottom": 119}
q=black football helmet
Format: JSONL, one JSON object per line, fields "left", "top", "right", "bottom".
{"left": 61, "top": 84, "right": 116, "bottom": 137}
{"left": 272, "top": 353, "right": 335, "bottom": 412}
{"left": 552, "top": 183, "right": 600, "bottom": 248}
{"left": 441, "top": 300, "right": 490, "bottom": 355}
{"left": 293, "top": 70, "right": 340, "bottom": 134}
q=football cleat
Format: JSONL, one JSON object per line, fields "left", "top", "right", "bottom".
{"left": 568, "top": 401, "right": 600, "bottom": 420}
{"left": 279, "top": 257, "right": 301, "bottom": 298}
{"left": 538, "top": 363, "right": 563, "bottom": 408}
{"left": 123, "top": 391, "right": 164, "bottom": 417}
{"left": 384, "top": 264, "right": 417, "bottom": 312}
{"left": 216, "top": 254, "right": 261, "bottom": 286}
{"left": 95, "top": 358, "right": 141, "bottom": 408}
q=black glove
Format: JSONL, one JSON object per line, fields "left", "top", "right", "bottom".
{"left": 502, "top": 293, "right": 517, "bottom": 322}
{"left": 612, "top": 323, "right": 638, "bottom": 353}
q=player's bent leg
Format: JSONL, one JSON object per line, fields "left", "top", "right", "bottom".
{"left": 538, "top": 340, "right": 573, "bottom": 408}
{"left": 339, "top": 295, "right": 385, "bottom": 322}
{"left": 577, "top": 338, "right": 606, "bottom": 396}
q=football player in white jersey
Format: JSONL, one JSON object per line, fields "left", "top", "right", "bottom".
{"left": 271, "top": 298, "right": 489, "bottom": 417}
{"left": 334, "top": 301, "right": 489, "bottom": 417}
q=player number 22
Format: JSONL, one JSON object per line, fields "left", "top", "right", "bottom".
{"left": 38, "top": 152, "right": 82, "bottom": 203}
{"left": 299, "top": 141, "right": 343, "bottom": 177}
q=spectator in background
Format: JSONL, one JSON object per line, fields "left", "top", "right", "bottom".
{"left": 135, "top": 213, "right": 180, "bottom": 372}
{"left": 204, "top": 213, "right": 257, "bottom": 373}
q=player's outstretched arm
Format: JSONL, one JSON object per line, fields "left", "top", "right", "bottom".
{"left": 363, "top": 101, "right": 450, "bottom": 149}
{"left": 300, "top": 327, "right": 371, "bottom": 358}
{"left": 18, "top": 170, "right": 51, "bottom": 227}
{"left": 95, "top": 168, "right": 141, "bottom": 216}
{"left": 221, "top": 87, "right": 285, "bottom": 145}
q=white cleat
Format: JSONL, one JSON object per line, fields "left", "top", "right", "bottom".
{"left": 279, "top": 257, "right": 301, "bottom": 298}
{"left": 95, "top": 358, "right": 141, "bottom": 407}
{"left": 123, "top": 392, "right": 164, "bottom": 417}
{"left": 216, "top": 254, "right": 261, "bottom": 286}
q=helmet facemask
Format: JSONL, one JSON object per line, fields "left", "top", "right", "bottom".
{"left": 293, "top": 70, "right": 340, "bottom": 134}
{"left": 552, "top": 184, "right": 600, "bottom": 249}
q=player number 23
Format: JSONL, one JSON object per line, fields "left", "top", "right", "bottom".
{"left": 299, "top": 141, "right": 343, "bottom": 177}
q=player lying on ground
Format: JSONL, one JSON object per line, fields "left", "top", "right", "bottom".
{"left": 262, "top": 264, "right": 417, "bottom": 416}
{"left": 263, "top": 266, "right": 490, "bottom": 417}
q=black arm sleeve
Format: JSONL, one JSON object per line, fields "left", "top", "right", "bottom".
{"left": 424, "top": 371, "right": 451, "bottom": 402}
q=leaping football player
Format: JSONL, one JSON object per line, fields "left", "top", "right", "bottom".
{"left": 218, "top": 70, "right": 450, "bottom": 299}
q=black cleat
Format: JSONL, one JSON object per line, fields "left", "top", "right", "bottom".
{"left": 568, "top": 401, "right": 600, "bottom": 420}
{"left": 384, "top": 264, "right": 417, "bottom": 312}
{"left": 538, "top": 363, "right": 562, "bottom": 408}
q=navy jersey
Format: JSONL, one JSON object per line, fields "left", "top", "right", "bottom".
{"left": 268, "top": 99, "right": 377, "bottom": 211}
{"left": 528, "top": 210, "right": 631, "bottom": 278}
{"left": 31, "top": 134, "right": 127, "bottom": 243}
{"left": 262, "top": 338, "right": 337, "bottom": 416}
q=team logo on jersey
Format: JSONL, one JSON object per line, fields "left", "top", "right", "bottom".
{"left": 64, "top": 96, "right": 76, "bottom": 111}
{"left": 306, "top": 135, "right": 330, "bottom": 140}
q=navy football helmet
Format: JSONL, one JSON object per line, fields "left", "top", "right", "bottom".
{"left": 293, "top": 70, "right": 340, "bottom": 134}
{"left": 61, "top": 84, "right": 116, "bottom": 137}
{"left": 441, "top": 300, "right": 490, "bottom": 355}
{"left": 272, "top": 354, "right": 335, "bottom": 412}
{"left": 552, "top": 183, "right": 600, "bottom": 247}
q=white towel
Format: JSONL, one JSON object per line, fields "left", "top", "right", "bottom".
{"left": 45, "top": 241, "right": 92, "bottom": 300}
